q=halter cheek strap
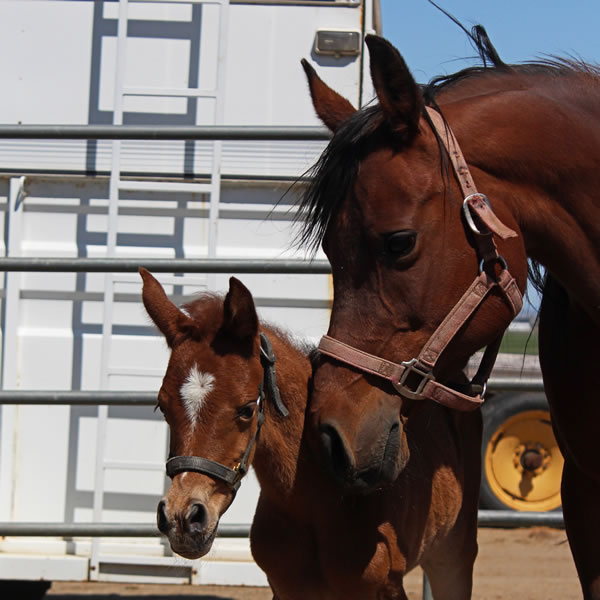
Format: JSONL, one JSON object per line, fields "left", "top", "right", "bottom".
{"left": 165, "top": 332, "right": 286, "bottom": 492}
{"left": 317, "top": 107, "right": 524, "bottom": 411}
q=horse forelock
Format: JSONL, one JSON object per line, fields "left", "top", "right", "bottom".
{"left": 175, "top": 293, "right": 225, "bottom": 340}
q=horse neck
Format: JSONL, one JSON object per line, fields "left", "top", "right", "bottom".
{"left": 251, "top": 324, "right": 311, "bottom": 496}
{"left": 446, "top": 81, "right": 600, "bottom": 321}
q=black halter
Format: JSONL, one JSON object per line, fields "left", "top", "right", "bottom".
{"left": 165, "top": 333, "right": 288, "bottom": 493}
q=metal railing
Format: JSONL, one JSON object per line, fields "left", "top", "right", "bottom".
{"left": 0, "top": 375, "right": 551, "bottom": 541}
{"left": 0, "top": 509, "right": 564, "bottom": 538}
{"left": 0, "top": 257, "right": 331, "bottom": 273}
{"left": 0, "top": 124, "right": 331, "bottom": 140}
{"left": 0, "top": 377, "right": 545, "bottom": 407}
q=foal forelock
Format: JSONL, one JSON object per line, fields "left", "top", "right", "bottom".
{"left": 180, "top": 365, "right": 215, "bottom": 430}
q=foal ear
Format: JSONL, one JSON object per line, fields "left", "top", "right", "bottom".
{"left": 223, "top": 277, "right": 259, "bottom": 341}
{"left": 139, "top": 268, "right": 194, "bottom": 347}
{"left": 301, "top": 59, "right": 357, "bottom": 132}
{"left": 365, "top": 35, "right": 422, "bottom": 138}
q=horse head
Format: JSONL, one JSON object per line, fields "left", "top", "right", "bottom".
{"left": 141, "top": 268, "right": 264, "bottom": 559}
{"left": 301, "top": 36, "right": 527, "bottom": 492}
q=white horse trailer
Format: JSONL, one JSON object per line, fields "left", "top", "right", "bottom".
{"left": 0, "top": 0, "right": 381, "bottom": 590}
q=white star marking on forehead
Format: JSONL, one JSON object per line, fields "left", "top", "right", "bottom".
{"left": 180, "top": 366, "right": 215, "bottom": 429}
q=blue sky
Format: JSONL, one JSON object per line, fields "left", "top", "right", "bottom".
{"left": 379, "top": 1, "right": 600, "bottom": 84}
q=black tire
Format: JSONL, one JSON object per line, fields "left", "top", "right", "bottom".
{"left": 479, "top": 392, "right": 563, "bottom": 512}
{"left": 0, "top": 580, "right": 51, "bottom": 600}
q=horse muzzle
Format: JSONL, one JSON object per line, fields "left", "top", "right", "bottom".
{"left": 318, "top": 416, "right": 404, "bottom": 493}
{"left": 157, "top": 498, "right": 218, "bottom": 559}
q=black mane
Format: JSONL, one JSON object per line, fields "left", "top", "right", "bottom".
{"left": 293, "top": 105, "right": 386, "bottom": 253}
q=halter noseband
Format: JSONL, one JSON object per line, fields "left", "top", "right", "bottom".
{"left": 165, "top": 333, "right": 287, "bottom": 493}
{"left": 317, "top": 107, "right": 523, "bottom": 411}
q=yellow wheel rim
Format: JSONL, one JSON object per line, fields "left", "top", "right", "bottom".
{"left": 484, "top": 409, "right": 563, "bottom": 511}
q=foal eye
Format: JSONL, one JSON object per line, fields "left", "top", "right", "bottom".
{"left": 384, "top": 231, "right": 417, "bottom": 257}
{"left": 237, "top": 402, "right": 257, "bottom": 421}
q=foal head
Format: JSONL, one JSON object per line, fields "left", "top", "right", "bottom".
{"left": 141, "top": 269, "right": 265, "bottom": 559}
{"left": 299, "top": 36, "right": 527, "bottom": 491}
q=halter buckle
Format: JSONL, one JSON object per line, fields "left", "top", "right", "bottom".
{"left": 393, "top": 358, "right": 435, "bottom": 400}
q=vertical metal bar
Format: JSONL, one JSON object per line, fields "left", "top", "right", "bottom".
{"left": 0, "top": 177, "right": 25, "bottom": 521}
{"left": 108, "top": 0, "right": 129, "bottom": 251}
{"left": 422, "top": 572, "right": 433, "bottom": 600}
{"left": 205, "top": 1, "right": 229, "bottom": 289}
{"left": 90, "top": 0, "right": 130, "bottom": 579}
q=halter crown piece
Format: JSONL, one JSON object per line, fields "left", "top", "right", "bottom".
{"left": 317, "top": 107, "right": 523, "bottom": 411}
{"left": 165, "top": 333, "right": 287, "bottom": 492}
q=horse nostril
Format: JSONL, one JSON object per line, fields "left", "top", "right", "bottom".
{"left": 157, "top": 500, "right": 169, "bottom": 534}
{"left": 380, "top": 420, "right": 401, "bottom": 482}
{"left": 319, "top": 422, "right": 353, "bottom": 478}
{"left": 386, "top": 421, "right": 400, "bottom": 454}
{"left": 187, "top": 502, "right": 208, "bottom": 534}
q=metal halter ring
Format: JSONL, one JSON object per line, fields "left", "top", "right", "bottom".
{"left": 481, "top": 381, "right": 488, "bottom": 399}
{"left": 479, "top": 255, "right": 508, "bottom": 274}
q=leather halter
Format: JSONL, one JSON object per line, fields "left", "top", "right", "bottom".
{"left": 165, "top": 333, "right": 287, "bottom": 493}
{"left": 317, "top": 107, "right": 523, "bottom": 411}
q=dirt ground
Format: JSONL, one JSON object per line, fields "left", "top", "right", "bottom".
{"left": 46, "top": 527, "right": 580, "bottom": 599}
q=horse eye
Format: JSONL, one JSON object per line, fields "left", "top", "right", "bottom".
{"left": 384, "top": 231, "right": 417, "bottom": 257}
{"left": 237, "top": 402, "right": 257, "bottom": 421}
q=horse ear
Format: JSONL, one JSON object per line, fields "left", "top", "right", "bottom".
{"left": 365, "top": 35, "right": 422, "bottom": 138}
{"left": 223, "top": 277, "right": 259, "bottom": 340}
{"left": 301, "top": 59, "right": 357, "bottom": 132}
{"left": 139, "top": 267, "right": 194, "bottom": 347}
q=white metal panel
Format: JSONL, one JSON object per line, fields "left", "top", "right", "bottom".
{"left": 193, "top": 559, "right": 268, "bottom": 587}
{"left": 11, "top": 405, "right": 72, "bottom": 523}
{"left": 0, "top": 1, "right": 360, "bottom": 176}
{"left": 0, "top": 140, "right": 328, "bottom": 177}
{"left": 0, "top": 0, "right": 371, "bottom": 587}
{"left": 0, "top": 178, "right": 26, "bottom": 522}
{"left": 224, "top": 4, "right": 363, "bottom": 125}
{"left": 0, "top": 554, "right": 89, "bottom": 581}
{"left": 0, "top": 2, "right": 93, "bottom": 124}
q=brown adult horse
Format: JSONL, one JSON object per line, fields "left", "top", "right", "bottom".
{"left": 140, "top": 268, "right": 481, "bottom": 599}
{"left": 298, "top": 33, "right": 600, "bottom": 598}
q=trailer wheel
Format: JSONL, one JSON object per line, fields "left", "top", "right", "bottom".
{"left": 480, "top": 392, "right": 563, "bottom": 512}
{"left": 0, "top": 580, "right": 51, "bottom": 600}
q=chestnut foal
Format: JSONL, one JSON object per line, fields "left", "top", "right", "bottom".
{"left": 141, "top": 268, "right": 480, "bottom": 600}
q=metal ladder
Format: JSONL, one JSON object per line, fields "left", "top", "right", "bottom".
{"left": 90, "top": 0, "right": 229, "bottom": 580}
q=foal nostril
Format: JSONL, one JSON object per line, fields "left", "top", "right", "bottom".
{"left": 157, "top": 500, "right": 169, "bottom": 534}
{"left": 319, "top": 422, "right": 353, "bottom": 478}
{"left": 187, "top": 502, "right": 208, "bottom": 534}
